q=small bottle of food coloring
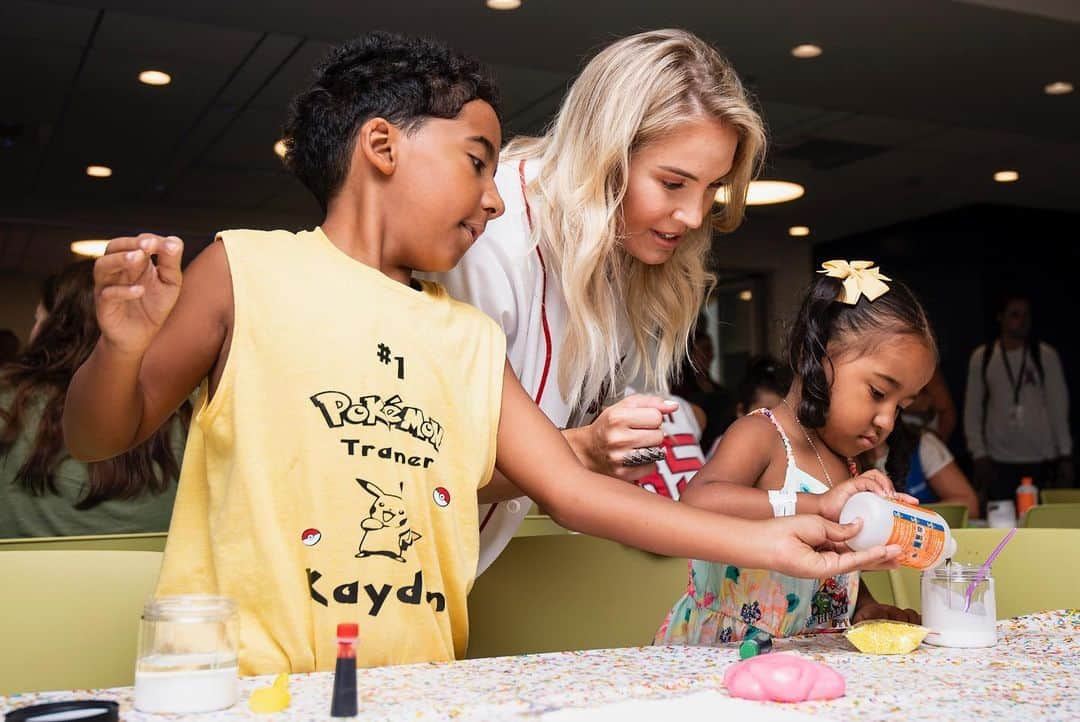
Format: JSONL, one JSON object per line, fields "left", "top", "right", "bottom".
{"left": 331, "top": 623, "right": 358, "bottom": 717}
{"left": 839, "top": 492, "right": 957, "bottom": 570}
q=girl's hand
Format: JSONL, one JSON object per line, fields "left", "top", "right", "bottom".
{"left": 815, "top": 469, "right": 919, "bottom": 522}
{"left": 765, "top": 516, "right": 901, "bottom": 579}
{"left": 852, "top": 601, "right": 921, "bottom": 625}
{"left": 94, "top": 234, "right": 184, "bottom": 357}
{"left": 574, "top": 395, "right": 679, "bottom": 481}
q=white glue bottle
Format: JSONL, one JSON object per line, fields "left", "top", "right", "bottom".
{"left": 839, "top": 492, "right": 957, "bottom": 569}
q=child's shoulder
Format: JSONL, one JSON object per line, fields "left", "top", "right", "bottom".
{"left": 214, "top": 228, "right": 302, "bottom": 248}
{"left": 700, "top": 411, "right": 784, "bottom": 484}
{"left": 725, "top": 411, "right": 780, "bottom": 440}
{"left": 436, "top": 288, "right": 506, "bottom": 337}
{"left": 211, "top": 228, "right": 337, "bottom": 275}
{"left": 713, "top": 412, "right": 782, "bottom": 456}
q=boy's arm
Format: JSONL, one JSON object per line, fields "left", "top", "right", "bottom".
{"left": 679, "top": 415, "right": 906, "bottom": 521}
{"left": 64, "top": 235, "right": 231, "bottom": 460}
{"left": 479, "top": 392, "right": 678, "bottom": 504}
{"left": 494, "top": 363, "right": 901, "bottom": 579}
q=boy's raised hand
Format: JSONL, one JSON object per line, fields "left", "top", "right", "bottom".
{"left": 766, "top": 515, "right": 901, "bottom": 579}
{"left": 94, "top": 234, "right": 184, "bottom": 356}
{"left": 815, "top": 469, "right": 919, "bottom": 522}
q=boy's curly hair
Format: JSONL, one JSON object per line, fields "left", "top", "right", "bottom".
{"left": 283, "top": 31, "right": 501, "bottom": 211}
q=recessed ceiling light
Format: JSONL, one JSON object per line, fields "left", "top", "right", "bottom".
{"left": 86, "top": 165, "right": 112, "bottom": 178}
{"left": 993, "top": 170, "right": 1019, "bottom": 183}
{"left": 486, "top": 0, "right": 521, "bottom": 8}
{"left": 1044, "top": 81, "right": 1073, "bottom": 96}
{"left": 274, "top": 139, "right": 288, "bottom": 159}
{"left": 70, "top": 240, "right": 110, "bottom": 258}
{"left": 738, "top": 290, "right": 753, "bottom": 302}
{"left": 139, "top": 70, "right": 171, "bottom": 86}
{"left": 716, "top": 180, "right": 804, "bottom": 206}
{"left": 791, "top": 44, "right": 822, "bottom": 59}
{"left": 788, "top": 225, "right": 811, "bottom": 237}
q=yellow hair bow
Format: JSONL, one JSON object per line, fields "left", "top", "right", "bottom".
{"left": 818, "top": 260, "right": 891, "bottom": 305}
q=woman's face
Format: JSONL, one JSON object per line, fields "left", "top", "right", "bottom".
{"left": 619, "top": 117, "right": 739, "bottom": 265}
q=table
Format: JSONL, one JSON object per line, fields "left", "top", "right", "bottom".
{"left": 3, "top": 610, "right": 1077, "bottom": 721}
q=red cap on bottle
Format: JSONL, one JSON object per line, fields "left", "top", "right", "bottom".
{"left": 336, "top": 623, "right": 359, "bottom": 641}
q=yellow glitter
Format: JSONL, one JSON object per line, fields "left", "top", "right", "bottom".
{"left": 844, "top": 620, "right": 930, "bottom": 654}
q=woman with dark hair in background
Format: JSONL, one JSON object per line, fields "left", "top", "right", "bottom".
{"left": 0, "top": 261, "right": 188, "bottom": 537}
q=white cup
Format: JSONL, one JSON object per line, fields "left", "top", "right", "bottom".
{"left": 986, "top": 500, "right": 1017, "bottom": 528}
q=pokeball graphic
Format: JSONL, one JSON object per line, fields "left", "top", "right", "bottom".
{"left": 301, "top": 528, "right": 322, "bottom": 546}
{"left": 433, "top": 487, "right": 451, "bottom": 507}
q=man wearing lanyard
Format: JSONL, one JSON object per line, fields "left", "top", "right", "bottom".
{"left": 964, "top": 292, "right": 1074, "bottom": 503}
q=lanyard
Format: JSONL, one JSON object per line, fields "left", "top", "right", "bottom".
{"left": 998, "top": 340, "right": 1028, "bottom": 407}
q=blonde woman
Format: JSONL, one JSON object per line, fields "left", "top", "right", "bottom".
{"left": 429, "top": 29, "right": 767, "bottom": 573}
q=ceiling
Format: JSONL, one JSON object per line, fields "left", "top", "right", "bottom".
{"left": 1, "top": 0, "right": 1077, "bottom": 277}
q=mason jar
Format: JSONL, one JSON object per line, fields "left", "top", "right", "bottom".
{"left": 921, "top": 562, "right": 997, "bottom": 648}
{"left": 134, "top": 595, "right": 239, "bottom": 713}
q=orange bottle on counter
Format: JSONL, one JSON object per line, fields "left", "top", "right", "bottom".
{"left": 1016, "top": 477, "right": 1038, "bottom": 516}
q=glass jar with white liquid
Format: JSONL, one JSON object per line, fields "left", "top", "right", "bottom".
{"left": 921, "top": 562, "right": 997, "bottom": 648}
{"left": 134, "top": 595, "right": 239, "bottom": 713}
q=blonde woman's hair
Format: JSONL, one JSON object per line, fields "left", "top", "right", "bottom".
{"left": 504, "top": 28, "right": 766, "bottom": 412}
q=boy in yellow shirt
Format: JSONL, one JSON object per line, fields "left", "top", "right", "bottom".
{"left": 64, "top": 32, "right": 902, "bottom": 674}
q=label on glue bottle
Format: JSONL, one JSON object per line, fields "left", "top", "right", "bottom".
{"left": 840, "top": 493, "right": 957, "bottom": 569}
{"left": 886, "top": 500, "right": 948, "bottom": 569}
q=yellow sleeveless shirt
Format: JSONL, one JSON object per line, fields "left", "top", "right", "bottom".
{"left": 156, "top": 228, "right": 505, "bottom": 675}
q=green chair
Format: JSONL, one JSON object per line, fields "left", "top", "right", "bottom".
{"left": 0, "top": 532, "right": 167, "bottom": 552}
{"left": 924, "top": 503, "right": 969, "bottom": 530}
{"left": 0, "top": 550, "right": 163, "bottom": 695}
{"left": 467, "top": 533, "right": 686, "bottom": 658}
{"left": 1022, "top": 503, "right": 1080, "bottom": 529}
{"left": 861, "top": 570, "right": 896, "bottom": 607}
{"left": 1041, "top": 489, "right": 1080, "bottom": 505}
{"left": 887, "top": 528, "right": 1080, "bottom": 618}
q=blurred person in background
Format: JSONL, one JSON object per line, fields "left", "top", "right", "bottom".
{"left": 0, "top": 261, "right": 188, "bottom": 537}
{"left": 964, "top": 291, "right": 1072, "bottom": 502}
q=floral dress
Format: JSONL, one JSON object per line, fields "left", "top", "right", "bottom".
{"left": 654, "top": 408, "right": 860, "bottom": 645}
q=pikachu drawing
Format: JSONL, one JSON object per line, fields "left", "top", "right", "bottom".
{"left": 355, "top": 478, "right": 422, "bottom": 563}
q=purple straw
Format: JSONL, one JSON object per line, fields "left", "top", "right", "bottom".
{"left": 964, "top": 527, "right": 1017, "bottom": 612}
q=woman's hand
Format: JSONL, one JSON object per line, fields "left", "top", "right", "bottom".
{"left": 568, "top": 394, "right": 679, "bottom": 481}
{"left": 763, "top": 515, "right": 901, "bottom": 579}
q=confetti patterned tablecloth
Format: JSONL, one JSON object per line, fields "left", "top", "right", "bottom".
{"left": 3, "top": 610, "right": 1078, "bottom": 721}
